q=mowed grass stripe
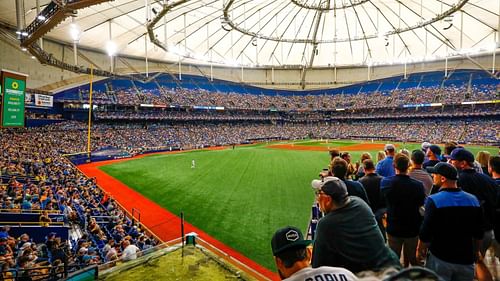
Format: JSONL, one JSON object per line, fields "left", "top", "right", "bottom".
{"left": 100, "top": 147, "right": 329, "bottom": 270}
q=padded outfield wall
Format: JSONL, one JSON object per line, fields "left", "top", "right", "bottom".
{"left": 0, "top": 27, "right": 499, "bottom": 92}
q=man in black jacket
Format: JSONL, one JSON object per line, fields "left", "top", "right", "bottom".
{"left": 450, "top": 148, "right": 497, "bottom": 256}
{"left": 419, "top": 162, "right": 483, "bottom": 281}
{"left": 359, "top": 159, "right": 386, "bottom": 240}
{"left": 381, "top": 153, "right": 426, "bottom": 267}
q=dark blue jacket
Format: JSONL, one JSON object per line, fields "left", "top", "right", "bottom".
{"left": 343, "top": 179, "right": 370, "bottom": 205}
{"left": 381, "top": 174, "right": 426, "bottom": 237}
{"left": 420, "top": 188, "right": 483, "bottom": 264}
{"left": 458, "top": 169, "right": 497, "bottom": 231}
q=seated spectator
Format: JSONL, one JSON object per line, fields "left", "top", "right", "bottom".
{"left": 121, "top": 240, "right": 140, "bottom": 262}
{"left": 39, "top": 211, "right": 51, "bottom": 227}
{"left": 105, "top": 244, "right": 120, "bottom": 262}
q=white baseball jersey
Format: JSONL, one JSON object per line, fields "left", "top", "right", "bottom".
{"left": 284, "top": 266, "right": 358, "bottom": 281}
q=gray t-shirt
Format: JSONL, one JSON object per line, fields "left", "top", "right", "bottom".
{"left": 409, "top": 168, "right": 433, "bottom": 195}
{"left": 284, "top": 266, "right": 358, "bottom": 281}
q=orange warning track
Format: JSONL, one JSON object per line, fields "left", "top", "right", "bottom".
{"left": 77, "top": 151, "right": 278, "bottom": 281}
{"left": 267, "top": 143, "right": 389, "bottom": 152}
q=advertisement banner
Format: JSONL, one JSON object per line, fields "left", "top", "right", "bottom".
{"left": 34, "top": 94, "right": 53, "bottom": 107}
{"left": 1, "top": 70, "right": 27, "bottom": 127}
{"left": 25, "top": 93, "right": 35, "bottom": 106}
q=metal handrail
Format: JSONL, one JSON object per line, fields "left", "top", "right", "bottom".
{"left": 0, "top": 209, "right": 61, "bottom": 214}
{"left": 0, "top": 221, "right": 65, "bottom": 226}
{"left": 131, "top": 208, "right": 141, "bottom": 223}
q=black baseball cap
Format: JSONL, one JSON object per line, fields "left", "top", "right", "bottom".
{"left": 428, "top": 145, "right": 442, "bottom": 156}
{"left": 321, "top": 177, "right": 348, "bottom": 201}
{"left": 271, "top": 226, "right": 312, "bottom": 256}
{"left": 449, "top": 148, "right": 474, "bottom": 163}
{"left": 426, "top": 162, "right": 458, "bottom": 180}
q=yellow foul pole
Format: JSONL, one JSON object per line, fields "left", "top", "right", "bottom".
{"left": 87, "top": 66, "right": 93, "bottom": 158}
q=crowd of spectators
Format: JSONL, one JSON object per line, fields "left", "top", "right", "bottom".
{"left": 90, "top": 103, "right": 499, "bottom": 122}
{"left": 288, "top": 143, "right": 500, "bottom": 281}
{"left": 0, "top": 127, "right": 159, "bottom": 279}
{"left": 56, "top": 84, "right": 499, "bottom": 111}
{"left": 1, "top": 118, "right": 497, "bottom": 161}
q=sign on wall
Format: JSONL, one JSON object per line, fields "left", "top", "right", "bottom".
{"left": 34, "top": 94, "right": 53, "bottom": 107}
{"left": 1, "top": 70, "right": 28, "bottom": 127}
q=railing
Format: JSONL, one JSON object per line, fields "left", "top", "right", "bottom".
{"left": 0, "top": 209, "right": 61, "bottom": 214}
{"left": 131, "top": 208, "right": 141, "bottom": 223}
{"left": 0, "top": 221, "right": 65, "bottom": 226}
{"left": 0, "top": 263, "right": 91, "bottom": 281}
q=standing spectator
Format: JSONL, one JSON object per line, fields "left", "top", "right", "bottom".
{"left": 488, "top": 156, "right": 500, "bottom": 247}
{"left": 476, "top": 151, "right": 491, "bottom": 176}
{"left": 331, "top": 157, "right": 369, "bottom": 204}
{"left": 311, "top": 177, "right": 400, "bottom": 273}
{"left": 271, "top": 226, "right": 358, "bottom": 281}
{"left": 355, "top": 152, "right": 372, "bottom": 179}
{"left": 443, "top": 141, "right": 458, "bottom": 159}
{"left": 490, "top": 155, "right": 500, "bottom": 186}
{"left": 358, "top": 159, "right": 386, "bottom": 240}
{"left": 381, "top": 153, "right": 426, "bottom": 267}
{"left": 39, "top": 211, "right": 51, "bottom": 227}
{"left": 329, "top": 149, "right": 341, "bottom": 162}
{"left": 450, "top": 148, "right": 497, "bottom": 256}
{"left": 341, "top": 152, "right": 356, "bottom": 179}
{"left": 418, "top": 162, "right": 483, "bottom": 281}
{"left": 423, "top": 145, "right": 442, "bottom": 169}
{"left": 377, "top": 151, "right": 386, "bottom": 163}
{"left": 421, "top": 142, "right": 431, "bottom": 163}
{"left": 409, "top": 150, "right": 433, "bottom": 196}
{"left": 376, "top": 144, "right": 396, "bottom": 177}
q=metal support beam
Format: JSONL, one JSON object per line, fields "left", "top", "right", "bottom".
{"left": 15, "top": 0, "right": 26, "bottom": 38}
{"left": 301, "top": 7, "right": 325, "bottom": 89}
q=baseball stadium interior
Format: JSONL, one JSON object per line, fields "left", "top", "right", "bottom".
{"left": 0, "top": 0, "right": 499, "bottom": 280}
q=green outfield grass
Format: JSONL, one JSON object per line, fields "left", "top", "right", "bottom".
{"left": 99, "top": 140, "right": 497, "bottom": 271}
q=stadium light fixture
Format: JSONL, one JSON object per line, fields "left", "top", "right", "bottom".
{"left": 486, "top": 43, "right": 497, "bottom": 52}
{"left": 106, "top": 41, "right": 117, "bottom": 57}
{"left": 70, "top": 23, "right": 81, "bottom": 42}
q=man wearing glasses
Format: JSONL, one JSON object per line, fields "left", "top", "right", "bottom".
{"left": 311, "top": 177, "right": 400, "bottom": 273}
